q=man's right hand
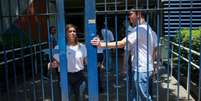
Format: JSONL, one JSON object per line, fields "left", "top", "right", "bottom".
{"left": 91, "top": 37, "right": 101, "bottom": 47}
{"left": 48, "top": 60, "right": 59, "bottom": 70}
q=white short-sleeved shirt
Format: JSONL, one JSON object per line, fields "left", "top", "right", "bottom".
{"left": 124, "top": 25, "right": 135, "bottom": 52}
{"left": 53, "top": 43, "right": 87, "bottom": 73}
{"left": 152, "top": 31, "right": 158, "bottom": 48}
{"left": 128, "top": 22, "right": 157, "bottom": 72}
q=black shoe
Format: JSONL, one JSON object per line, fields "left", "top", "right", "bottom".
{"left": 43, "top": 76, "right": 49, "bottom": 80}
{"left": 99, "top": 87, "right": 104, "bottom": 93}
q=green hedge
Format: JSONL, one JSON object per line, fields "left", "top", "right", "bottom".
{"left": 174, "top": 28, "right": 201, "bottom": 52}
{"left": 173, "top": 28, "right": 201, "bottom": 84}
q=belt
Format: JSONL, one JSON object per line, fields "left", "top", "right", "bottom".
{"left": 68, "top": 70, "right": 84, "bottom": 75}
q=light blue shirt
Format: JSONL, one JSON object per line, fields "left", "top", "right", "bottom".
{"left": 101, "top": 28, "right": 114, "bottom": 42}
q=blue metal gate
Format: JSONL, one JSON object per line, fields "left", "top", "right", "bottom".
{"left": 0, "top": 0, "right": 201, "bottom": 101}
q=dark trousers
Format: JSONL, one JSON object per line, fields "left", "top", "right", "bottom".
{"left": 68, "top": 70, "right": 86, "bottom": 101}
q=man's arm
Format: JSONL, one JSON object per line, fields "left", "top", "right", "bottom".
{"left": 91, "top": 37, "right": 127, "bottom": 48}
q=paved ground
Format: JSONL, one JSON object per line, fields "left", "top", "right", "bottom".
{"left": 0, "top": 52, "right": 196, "bottom": 101}
{"left": 0, "top": 67, "right": 196, "bottom": 101}
{"left": 151, "top": 66, "right": 195, "bottom": 101}
{"left": 98, "top": 66, "right": 195, "bottom": 101}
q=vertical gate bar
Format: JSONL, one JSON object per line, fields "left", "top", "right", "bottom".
{"left": 126, "top": 1, "right": 129, "bottom": 101}
{"left": 105, "top": 15, "right": 110, "bottom": 101}
{"left": 8, "top": 0, "right": 13, "bottom": 100}
{"left": 177, "top": 0, "right": 182, "bottom": 100}
{"left": 85, "top": 0, "right": 99, "bottom": 101}
{"left": 156, "top": 0, "right": 160, "bottom": 100}
{"left": 114, "top": 0, "right": 119, "bottom": 101}
{"left": 125, "top": 18, "right": 129, "bottom": 101}
{"left": 170, "top": 44, "right": 173, "bottom": 77}
{"left": 47, "top": 17, "right": 55, "bottom": 101}
{"left": 12, "top": 41, "right": 18, "bottom": 99}
{"left": 27, "top": 12, "right": 36, "bottom": 101}
{"left": 14, "top": 1, "right": 21, "bottom": 99}
{"left": 36, "top": 1, "right": 47, "bottom": 99}
{"left": 46, "top": 12, "right": 58, "bottom": 99}
{"left": 26, "top": 2, "right": 39, "bottom": 100}
{"left": 124, "top": 1, "right": 129, "bottom": 101}
{"left": 146, "top": 1, "right": 150, "bottom": 101}
{"left": 0, "top": 0, "right": 3, "bottom": 32}
{"left": 47, "top": 22, "right": 55, "bottom": 101}
{"left": 45, "top": 0, "right": 55, "bottom": 100}
{"left": 19, "top": 31, "right": 27, "bottom": 101}
{"left": 8, "top": 0, "right": 18, "bottom": 99}
{"left": 103, "top": 0, "right": 109, "bottom": 100}
{"left": 187, "top": 0, "right": 193, "bottom": 100}
{"left": 136, "top": 0, "right": 140, "bottom": 100}
{"left": 0, "top": 1, "right": 5, "bottom": 99}
{"left": 45, "top": 3, "right": 57, "bottom": 99}
{"left": 34, "top": 40, "right": 38, "bottom": 75}
{"left": 167, "top": 0, "right": 170, "bottom": 100}
{"left": 19, "top": 1, "right": 28, "bottom": 100}
{"left": 3, "top": 48, "right": 9, "bottom": 101}
{"left": 106, "top": 2, "right": 109, "bottom": 101}
{"left": 7, "top": 0, "right": 12, "bottom": 99}
{"left": 12, "top": 44, "right": 17, "bottom": 99}
{"left": 36, "top": 13, "right": 45, "bottom": 101}
{"left": 198, "top": 36, "right": 201, "bottom": 101}
{"left": 39, "top": 33, "right": 45, "bottom": 99}
{"left": 56, "top": 0, "right": 69, "bottom": 101}
{"left": 136, "top": 2, "right": 139, "bottom": 101}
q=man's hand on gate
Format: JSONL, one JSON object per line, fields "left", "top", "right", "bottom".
{"left": 91, "top": 37, "right": 101, "bottom": 48}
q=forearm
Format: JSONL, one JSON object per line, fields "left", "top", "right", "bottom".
{"left": 152, "top": 47, "right": 157, "bottom": 61}
{"left": 99, "top": 39, "right": 126, "bottom": 48}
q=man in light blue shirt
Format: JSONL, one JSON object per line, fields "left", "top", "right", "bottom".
{"left": 101, "top": 25, "right": 114, "bottom": 71}
{"left": 101, "top": 28, "right": 114, "bottom": 42}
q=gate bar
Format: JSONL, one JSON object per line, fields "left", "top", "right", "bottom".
{"left": 124, "top": 1, "right": 129, "bottom": 101}
{"left": 199, "top": 37, "right": 201, "bottom": 101}
{"left": 156, "top": 0, "right": 161, "bottom": 101}
{"left": 114, "top": 0, "right": 119, "bottom": 101}
{"left": 187, "top": 0, "right": 193, "bottom": 99}
{"left": 85, "top": 0, "right": 99, "bottom": 100}
{"left": 46, "top": 0, "right": 56, "bottom": 100}
{"left": 56, "top": 0, "right": 69, "bottom": 101}
{"left": 104, "top": 0, "right": 110, "bottom": 100}
{"left": 176, "top": 0, "right": 182, "bottom": 100}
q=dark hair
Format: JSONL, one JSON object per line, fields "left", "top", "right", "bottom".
{"left": 97, "top": 31, "right": 103, "bottom": 40}
{"left": 65, "top": 24, "right": 77, "bottom": 32}
{"left": 65, "top": 24, "right": 78, "bottom": 45}
{"left": 129, "top": 8, "right": 146, "bottom": 18}
{"left": 49, "top": 26, "right": 56, "bottom": 31}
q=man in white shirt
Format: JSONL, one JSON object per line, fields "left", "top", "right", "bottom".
{"left": 91, "top": 9, "right": 157, "bottom": 101}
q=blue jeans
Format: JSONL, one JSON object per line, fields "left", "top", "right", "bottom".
{"left": 131, "top": 71, "right": 152, "bottom": 101}
{"left": 103, "top": 49, "right": 113, "bottom": 71}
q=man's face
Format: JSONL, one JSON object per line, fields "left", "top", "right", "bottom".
{"left": 129, "top": 11, "right": 137, "bottom": 26}
{"left": 51, "top": 27, "right": 56, "bottom": 34}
